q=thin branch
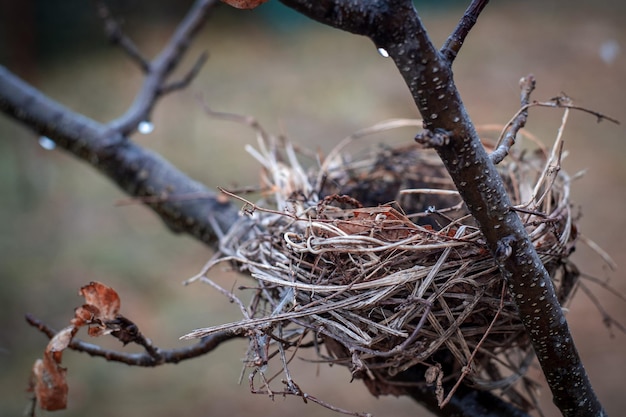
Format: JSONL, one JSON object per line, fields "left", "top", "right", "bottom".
{"left": 578, "top": 283, "right": 626, "bottom": 336}
{"left": 279, "top": 1, "right": 607, "bottom": 416}
{"left": 95, "top": 0, "right": 150, "bottom": 72}
{"left": 539, "top": 96, "right": 620, "bottom": 124}
{"left": 490, "top": 74, "right": 536, "bottom": 164}
{"left": 441, "top": 0, "right": 490, "bottom": 63}
{"left": 26, "top": 314, "right": 242, "bottom": 367}
{"left": 160, "top": 51, "right": 209, "bottom": 94}
{"left": 492, "top": 94, "right": 619, "bottom": 167}
{"left": 579, "top": 271, "right": 626, "bottom": 303}
{"left": 106, "top": 0, "right": 219, "bottom": 135}
{"left": 95, "top": 0, "right": 211, "bottom": 96}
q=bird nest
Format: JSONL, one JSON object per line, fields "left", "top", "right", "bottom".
{"left": 184, "top": 118, "right": 577, "bottom": 411}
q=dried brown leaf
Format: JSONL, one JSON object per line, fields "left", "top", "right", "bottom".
{"left": 73, "top": 282, "right": 121, "bottom": 336}
{"left": 30, "top": 282, "right": 123, "bottom": 411}
{"left": 78, "top": 281, "right": 120, "bottom": 321}
{"left": 71, "top": 304, "right": 98, "bottom": 328}
{"left": 31, "top": 326, "right": 76, "bottom": 411}
{"left": 220, "top": 0, "right": 269, "bottom": 9}
{"left": 425, "top": 364, "right": 444, "bottom": 406}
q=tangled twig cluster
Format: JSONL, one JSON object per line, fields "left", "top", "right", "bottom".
{"left": 183, "top": 118, "right": 576, "bottom": 412}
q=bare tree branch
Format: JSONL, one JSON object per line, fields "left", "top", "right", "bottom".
{"left": 0, "top": 65, "right": 238, "bottom": 245}
{"left": 490, "top": 80, "right": 618, "bottom": 166}
{"left": 96, "top": 0, "right": 151, "bottom": 72}
{"left": 105, "top": 0, "right": 218, "bottom": 135}
{"left": 441, "top": 0, "right": 490, "bottom": 63}
{"left": 0, "top": 0, "right": 614, "bottom": 416}
{"left": 533, "top": 96, "right": 620, "bottom": 124}
{"left": 0, "top": 0, "right": 239, "bottom": 245}
{"left": 161, "top": 51, "right": 210, "bottom": 94}
{"left": 26, "top": 314, "right": 242, "bottom": 367}
{"left": 279, "top": 1, "right": 606, "bottom": 416}
{"left": 490, "top": 74, "right": 535, "bottom": 164}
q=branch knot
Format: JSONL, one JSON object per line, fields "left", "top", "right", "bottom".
{"left": 414, "top": 128, "right": 451, "bottom": 148}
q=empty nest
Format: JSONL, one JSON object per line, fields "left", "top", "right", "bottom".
{"left": 184, "top": 118, "right": 577, "bottom": 411}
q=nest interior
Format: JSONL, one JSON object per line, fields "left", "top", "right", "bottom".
{"left": 185, "top": 121, "right": 577, "bottom": 409}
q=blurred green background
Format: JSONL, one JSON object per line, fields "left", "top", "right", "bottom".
{"left": 1, "top": 1, "right": 625, "bottom": 416}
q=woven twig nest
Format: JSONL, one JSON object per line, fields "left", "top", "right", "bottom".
{"left": 185, "top": 119, "right": 577, "bottom": 410}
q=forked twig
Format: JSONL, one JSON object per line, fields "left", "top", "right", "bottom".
{"left": 104, "top": 0, "right": 218, "bottom": 135}
{"left": 490, "top": 74, "right": 536, "bottom": 164}
{"left": 26, "top": 313, "right": 242, "bottom": 366}
{"left": 493, "top": 93, "right": 619, "bottom": 166}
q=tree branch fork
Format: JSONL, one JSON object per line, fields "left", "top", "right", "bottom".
{"left": 246, "top": 1, "right": 611, "bottom": 416}
{"left": 0, "top": 1, "right": 617, "bottom": 417}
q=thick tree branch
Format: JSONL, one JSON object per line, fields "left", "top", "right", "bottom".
{"left": 0, "top": 0, "right": 611, "bottom": 416}
{"left": 0, "top": 66, "right": 238, "bottom": 245}
{"left": 0, "top": 0, "right": 239, "bottom": 246}
{"left": 280, "top": 1, "right": 606, "bottom": 416}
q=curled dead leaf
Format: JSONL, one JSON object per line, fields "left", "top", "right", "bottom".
{"left": 425, "top": 363, "right": 444, "bottom": 406}
{"left": 220, "top": 0, "right": 269, "bottom": 9}
{"left": 79, "top": 281, "right": 120, "bottom": 321}
{"left": 71, "top": 304, "right": 98, "bottom": 328}
{"left": 30, "top": 281, "right": 123, "bottom": 411}
{"left": 31, "top": 326, "right": 76, "bottom": 411}
{"left": 74, "top": 282, "right": 121, "bottom": 336}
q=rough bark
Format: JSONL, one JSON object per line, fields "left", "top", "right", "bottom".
{"left": 0, "top": 0, "right": 239, "bottom": 245}
{"left": 0, "top": 1, "right": 608, "bottom": 416}
{"left": 0, "top": 66, "right": 238, "bottom": 245}
{"left": 279, "top": 1, "right": 606, "bottom": 416}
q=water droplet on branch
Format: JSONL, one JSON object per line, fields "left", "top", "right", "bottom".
{"left": 38, "top": 136, "right": 56, "bottom": 150}
{"left": 138, "top": 121, "right": 154, "bottom": 134}
{"left": 599, "top": 39, "right": 620, "bottom": 64}
{"left": 377, "top": 48, "right": 389, "bottom": 58}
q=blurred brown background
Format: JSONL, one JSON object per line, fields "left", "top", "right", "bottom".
{"left": 1, "top": 1, "right": 624, "bottom": 416}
